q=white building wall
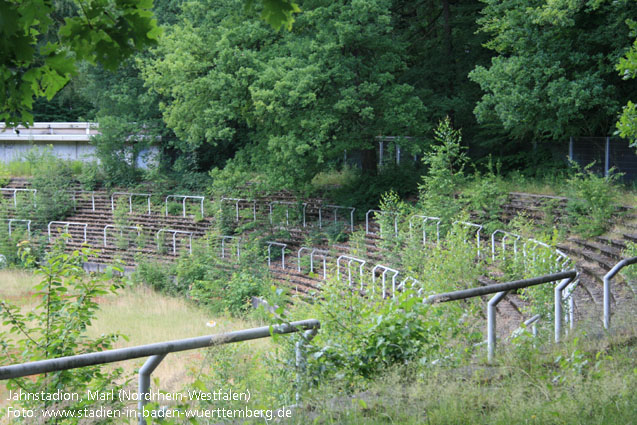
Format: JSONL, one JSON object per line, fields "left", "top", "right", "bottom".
{"left": 0, "top": 123, "right": 158, "bottom": 169}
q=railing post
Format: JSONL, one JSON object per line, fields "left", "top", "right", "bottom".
{"left": 554, "top": 277, "right": 573, "bottom": 343}
{"left": 138, "top": 354, "right": 166, "bottom": 425}
{"left": 602, "top": 257, "right": 637, "bottom": 330}
{"left": 350, "top": 208, "right": 355, "bottom": 232}
{"left": 488, "top": 291, "right": 508, "bottom": 362}
{"left": 604, "top": 272, "right": 612, "bottom": 330}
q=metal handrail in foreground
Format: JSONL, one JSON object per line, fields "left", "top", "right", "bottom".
{"left": 0, "top": 319, "right": 320, "bottom": 425}
{"left": 603, "top": 256, "right": 637, "bottom": 329}
{"left": 425, "top": 270, "right": 577, "bottom": 361}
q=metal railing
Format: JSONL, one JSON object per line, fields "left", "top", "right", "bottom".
{"left": 0, "top": 320, "right": 320, "bottom": 425}
{"left": 0, "top": 188, "right": 37, "bottom": 207}
{"left": 111, "top": 192, "right": 152, "bottom": 215}
{"left": 156, "top": 229, "right": 193, "bottom": 255}
{"left": 5, "top": 219, "right": 31, "bottom": 237}
{"left": 103, "top": 225, "right": 141, "bottom": 247}
{"left": 220, "top": 197, "right": 256, "bottom": 222}
{"left": 297, "top": 247, "right": 329, "bottom": 279}
{"left": 490, "top": 230, "right": 521, "bottom": 261}
{"left": 522, "top": 238, "right": 571, "bottom": 273}
{"left": 266, "top": 241, "right": 287, "bottom": 268}
{"left": 365, "top": 209, "right": 398, "bottom": 237}
{"left": 47, "top": 221, "right": 88, "bottom": 243}
{"left": 220, "top": 235, "right": 241, "bottom": 260}
{"left": 72, "top": 190, "right": 96, "bottom": 211}
{"left": 603, "top": 256, "right": 637, "bottom": 329}
{"left": 269, "top": 201, "right": 306, "bottom": 227}
{"left": 165, "top": 195, "right": 205, "bottom": 218}
{"left": 395, "top": 276, "right": 425, "bottom": 299}
{"left": 336, "top": 255, "right": 366, "bottom": 288}
{"left": 371, "top": 264, "right": 399, "bottom": 296}
{"left": 409, "top": 215, "right": 441, "bottom": 245}
{"left": 453, "top": 220, "right": 483, "bottom": 255}
{"left": 425, "top": 270, "right": 577, "bottom": 361}
{"left": 318, "top": 205, "right": 355, "bottom": 232}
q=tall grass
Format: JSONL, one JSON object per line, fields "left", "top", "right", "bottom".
{"left": 0, "top": 269, "right": 272, "bottom": 403}
{"left": 289, "top": 323, "right": 637, "bottom": 425}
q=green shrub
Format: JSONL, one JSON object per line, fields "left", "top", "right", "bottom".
{"left": 566, "top": 162, "right": 621, "bottom": 237}
{"left": 17, "top": 147, "right": 76, "bottom": 226}
{"left": 131, "top": 257, "right": 175, "bottom": 293}
{"left": 77, "top": 161, "right": 103, "bottom": 190}
{"left": 0, "top": 246, "right": 126, "bottom": 423}
{"left": 621, "top": 242, "right": 637, "bottom": 282}
{"left": 462, "top": 161, "right": 507, "bottom": 232}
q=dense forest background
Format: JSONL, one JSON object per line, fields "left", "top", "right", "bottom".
{"left": 27, "top": 0, "right": 637, "bottom": 190}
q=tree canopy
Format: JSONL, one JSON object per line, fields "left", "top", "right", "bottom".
{"left": 0, "top": 0, "right": 160, "bottom": 124}
{"left": 7, "top": 0, "right": 637, "bottom": 189}
{"left": 143, "top": 0, "right": 426, "bottom": 187}
{"left": 616, "top": 20, "right": 637, "bottom": 146}
{"left": 0, "top": 0, "right": 303, "bottom": 126}
{"left": 469, "top": 0, "right": 637, "bottom": 141}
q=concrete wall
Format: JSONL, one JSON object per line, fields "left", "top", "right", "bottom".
{"left": 0, "top": 140, "right": 97, "bottom": 162}
{"left": 0, "top": 122, "right": 158, "bottom": 169}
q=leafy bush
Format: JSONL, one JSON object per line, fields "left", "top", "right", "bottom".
{"left": 0, "top": 245, "right": 126, "bottom": 423}
{"left": 621, "top": 242, "right": 637, "bottom": 282}
{"left": 77, "top": 161, "right": 103, "bottom": 190}
{"left": 566, "top": 162, "right": 621, "bottom": 237}
{"left": 21, "top": 148, "right": 76, "bottom": 226}
{"left": 0, "top": 162, "right": 10, "bottom": 186}
{"left": 302, "top": 283, "right": 434, "bottom": 385}
{"left": 462, "top": 161, "right": 508, "bottom": 232}
{"left": 131, "top": 257, "right": 176, "bottom": 293}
